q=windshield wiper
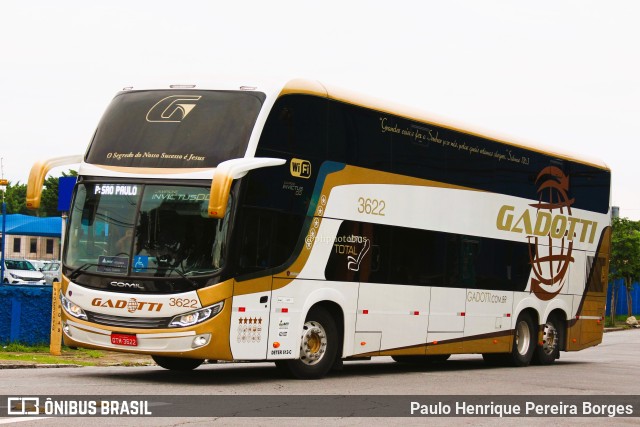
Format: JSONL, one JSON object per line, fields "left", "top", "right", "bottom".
{"left": 152, "top": 266, "right": 200, "bottom": 289}
{"left": 68, "top": 263, "right": 101, "bottom": 279}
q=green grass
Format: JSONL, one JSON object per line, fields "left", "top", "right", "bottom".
{"left": 0, "top": 343, "right": 105, "bottom": 365}
{"left": 1, "top": 342, "right": 51, "bottom": 353}
{"left": 604, "top": 314, "right": 638, "bottom": 328}
{"left": 0, "top": 353, "right": 95, "bottom": 366}
{"left": 78, "top": 348, "right": 104, "bottom": 358}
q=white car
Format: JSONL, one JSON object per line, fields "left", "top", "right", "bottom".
{"left": 2, "top": 259, "right": 46, "bottom": 285}
{"left": 29, "top": 259, "right": 51, "bottom": 271}
{"left": 41, "top": 261, "right": 61, "bottom": 285}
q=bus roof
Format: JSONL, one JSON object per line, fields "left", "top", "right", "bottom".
{"left": 108, "top": 77, "right": 609, "bottom": 172}
{"left": 279, "top": 79, "right": 610, "bottom": 172}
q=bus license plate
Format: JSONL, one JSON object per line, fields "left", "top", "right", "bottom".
{"left": 111, "top": 333, "right": 138, "bottom": 346}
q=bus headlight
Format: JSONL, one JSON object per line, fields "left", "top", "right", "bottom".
{"left": 169, "top": 301, "right": 223, "bottom": 328}
{"left": 60, "top": 292, "right": 88, "bottom": 320}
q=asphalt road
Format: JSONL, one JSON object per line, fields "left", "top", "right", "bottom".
{"left": 1, "top": 329, "right": 639, "bottom": 426}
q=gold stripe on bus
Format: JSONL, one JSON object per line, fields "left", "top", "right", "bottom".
{"left": 197, "top": 279, "right": 234, "bottom": 307}
{"left": 352, "top": 331, "right": 513, "bottom": 358}
{"left": 233, "top": 276, "right": 274, "bottom": 297}
{"left": 207, "top": 172, "right": 233, "bottom": 218}
{"left": 63, "top": 298, "right": 233, "bottom": 360}
{"left": 565, "top": 226, "right": 610, "bottom": 351}
{"left": 321, "top": 165, "right": 479, "bottom": 192}
{"left": 270, "top": 166, "right": 475, "bottom": 293}
{"left": 279, "top": 79, "right": 328, "bottom": 98}
{"left": 566, "top": 296, "right": 606, "bottom": 351}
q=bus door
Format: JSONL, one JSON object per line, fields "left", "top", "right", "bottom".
{"left": 352, "top": 224, "right": 429, "bottom": 355}
{"left": 229, "top": 277, "right": 272, "bottom": 360}
{"left": 427, "top": 287, "right": 466, "bottom": 353}
{"left": 426, "top": 235, "right": 471, "bottom": 353}
{"left": 355, "top": 282, "right": 429, "bottom": 355}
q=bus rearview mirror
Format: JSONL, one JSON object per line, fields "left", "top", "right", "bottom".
{"left": 26, "top": 155, "right": 83, "bottom": 210}
{"left": 208, "top": 157, "right": 286, "bottom": 218}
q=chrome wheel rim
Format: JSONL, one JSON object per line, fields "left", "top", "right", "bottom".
{"left": 299, "top": 320, "right": 327, "bottom": 366}
{"left": 541, "top": 322, "right": 558, "bottom": 356}
{"left": 516, "top": 320, "right": 531, "bottom": 356}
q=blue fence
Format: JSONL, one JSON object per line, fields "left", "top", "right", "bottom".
{"left": 0, "top": 284, "right": 53, "bottom": 345}
{"left": 606, "top": 279, "right": 640, "bottom": 316}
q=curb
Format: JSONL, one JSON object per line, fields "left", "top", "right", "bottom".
{"left": 0, "top": 363, "right": 83, "bottom": 370}
{"left": 604, "top": 327, "right": 628, "bottom": 332}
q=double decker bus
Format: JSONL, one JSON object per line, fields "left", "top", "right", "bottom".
{"left": 27, "top": 79, "right": 611, "bottom": 379}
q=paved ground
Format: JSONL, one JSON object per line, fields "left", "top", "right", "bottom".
{"left": 0, "top": 327, "right": 629, "bottom": 369}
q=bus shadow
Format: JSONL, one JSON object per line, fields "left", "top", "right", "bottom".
{"left": 79, "top": 357, "right": 589, "bottom": 386}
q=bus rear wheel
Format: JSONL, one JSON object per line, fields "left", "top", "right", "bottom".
{"left": 152, "top": 355, "right": 204, "bottom": 371}
{"left": 483, "top": 312, "right": 536, "bottom": 367}
{"left": 275, "top": 307, "right": 339, "bottom": 379}
{"left": 508, "top": 312, "right": 536, "bottom": 366}
{"left": 533, "top": 315, "right": 561, "bottom": 365}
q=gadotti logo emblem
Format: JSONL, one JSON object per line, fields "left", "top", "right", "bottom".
{"left": 496, "top": 166, "right": 599, "bottom": 301}
{"left": 528, "top": 167, "right": 575, "bottom": 300}
{"left": 91, "top": 297, "right": 163, "bottom": 312}
{"left": 146, "top": 95, "right": 201, "bottom": 122}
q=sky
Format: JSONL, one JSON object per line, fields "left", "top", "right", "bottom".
{"left": 1, "top": 1, "right": 638, "bottom": 219}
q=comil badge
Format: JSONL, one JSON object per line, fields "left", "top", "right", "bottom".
{"left": 146, "top": 95, "right": 201, "bottom": 122}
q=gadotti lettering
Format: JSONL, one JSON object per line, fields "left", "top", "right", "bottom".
{"left": 91, "top": 297, "right": 163, "bottom": 312}
{"left": 495, "top": 205, "right": 598, "bottom": 244}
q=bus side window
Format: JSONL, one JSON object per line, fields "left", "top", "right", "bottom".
{"left": 258, "top": 95, "right": 327, "bottom": 159}
{"left": 237, "top": 209, "right": 273, "bottom": 273}
{"left": 236, "top": 208, "right": 303, "bottom": 275}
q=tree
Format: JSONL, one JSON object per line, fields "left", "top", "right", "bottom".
{"left": 3, "top": 182, "right": 28, "bottom": 214}
{"left": 1, "top": 170, "right": 77, "bottom": 217}
{"left": 609, "top": 217, "right": 640, "bottom": 320}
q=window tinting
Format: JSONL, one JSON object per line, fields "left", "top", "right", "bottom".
{"left": 86, "top": 90, "right": 265, "bottom": 168}
{"left": 323, "top": 98, "right": 610, "bottom": 214}
{"left": 325, "top": 220, "right": 531, "bottom": 292}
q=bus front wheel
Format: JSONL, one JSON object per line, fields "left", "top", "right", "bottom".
{"left": 275, "top": 307, "right": 339, "bottom": 379}
{"left": 152, "top": 355, "right": 204, "bottom": 371}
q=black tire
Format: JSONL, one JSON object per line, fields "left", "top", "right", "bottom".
{"left": 509, "top": 312, "right": 537, "bottom": 366}
{"left": 533, "top": 315, "right": 562, "bottom": 365}
{"left": 276, "top": 307, "right": 339, "bottom": 380}
{"left": 392, "top": 354, "right": 450, "bottom": 363}
{"left": 152, "top": 355, "right": 204, "bottom": 371}
{"left": 483, "top": 312, "right": 536, "bottom": 367}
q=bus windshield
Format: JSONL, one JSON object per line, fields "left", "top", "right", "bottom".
{"left": 64, "top": 183, "right": 231, "bottom": 278}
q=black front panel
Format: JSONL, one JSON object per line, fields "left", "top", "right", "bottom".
{"left": 86, "top": 90, "right": 266, "bottom": 168}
